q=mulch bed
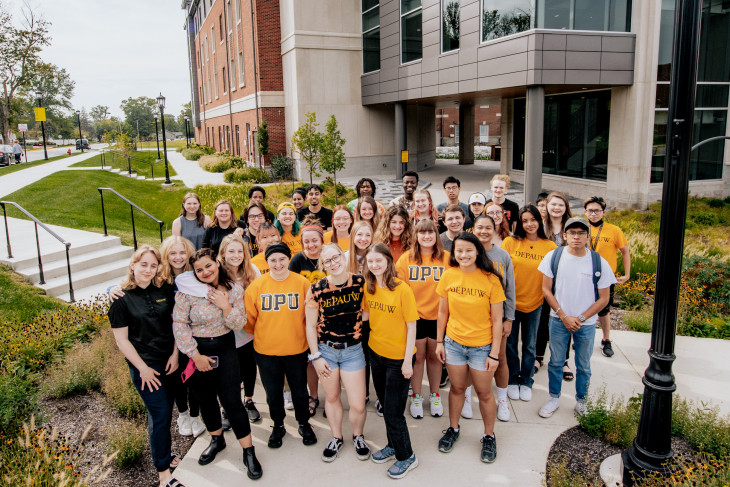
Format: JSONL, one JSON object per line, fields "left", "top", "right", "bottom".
{"left": 545, "top": 425, "right": 696, "bottom": 486}
{"left": 39, "top": 392, "right": 195, "bottom": 487}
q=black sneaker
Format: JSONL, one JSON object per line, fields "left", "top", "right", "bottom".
{"left": 321, "top": 437, "right": 343, "bottom": 462}
{"left": 601, "top": 339, "right": 615, "bottom": 357}
{"left": 268, "top": 424, "right": 286, "bottom": 448}
{"left": 440, "top": 366, "right": 450, "bottom": 387}
{"left": 298, "top": 422, "right": 317, "bottom": 446}
{"left": 375, "top": 400, "right": 384, "bottom": 417}
{"left": 438, "top": 426, "right": 459, "bottom": 453}
{"left": 221, "top": 407, "right": 232, "bottom": 432}
{"left": 480, "top": 434, "right": 497, "bottom": 463}
{"left": 353, "top": 435, "right": 371, "bottom": 460}
{"left": 244, "top": 399, "right": 261, "bottom": 423}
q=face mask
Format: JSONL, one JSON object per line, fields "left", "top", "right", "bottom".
{"left": 589, "top": 219, "right": 603, "bottom": 227}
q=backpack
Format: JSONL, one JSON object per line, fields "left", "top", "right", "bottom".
{"left": 550, "top": 246, "right": 602, "bottom": 301}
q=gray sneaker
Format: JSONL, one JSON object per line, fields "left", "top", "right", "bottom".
{"left": 371, "top": 445, "right": 396, "bottom": 464}
{"left": 480, "top": 434, "right": 497, "bottom": 463}
{"left": 386, "top": 453, "right": 418, "bottom": 479}
{"left": 438, "top": 426, "right": 460, "bottom": 453}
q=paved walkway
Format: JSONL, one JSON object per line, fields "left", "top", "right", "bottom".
{"left": 173, "top": 330, "right": 730, "bottom": 486}
{"left": 163, "top": 149, "right": 226, "bottom": 187}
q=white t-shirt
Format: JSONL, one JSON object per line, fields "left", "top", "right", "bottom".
{"left": 538, "top": 249, "right": 616, "bottom": 326}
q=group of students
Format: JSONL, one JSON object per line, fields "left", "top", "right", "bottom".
{"left": 108, "top": 175, "right": 630, "bottom": 485}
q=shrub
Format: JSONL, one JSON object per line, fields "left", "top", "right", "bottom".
{"left": 623, "top": 309, "right": 653, "bottom": 333}
{"left": 0, "top": 373, "right": 37, "bottom": 434}
{"left": 578, "top": 388, "right": 640, "bottom": 448}
{"left": 708, "top": 198, "right": 725, "bottom": 208}
{"left": 99, "top": 327, "right": 145, "bottom": 418}
{"left": 106, "top": 419, "right": 147, "bottom": 468}
{"left": 198, "top": 154, "right": 233, "bottom": 172}
{"left": 270, "top": 154, "right": 295, "bottom": 180}
{"left": 672, "top": 397, "right": 730, "bottom": 457}
{"left": 44, "top": 340, "right": 105, "bottom": 398}
{"left": 546, "top": 457, "right": 589, "bottom": 487}
{"left": 223, "top": 167, "right": 271, "bottom": 184}
{"left": 319, "top": 178, "right": 357, "bottom": 207}
{"left": 181, "top": 148, "right": 204, "bottom": 161}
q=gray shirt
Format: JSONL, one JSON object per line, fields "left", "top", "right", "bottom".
{"left": 13, "top": 143, "right": 22, "bottom": 154}
{"left": 440, "top": 232, "right": 454, "bottom": 252}
{"left": 485, "top": 244, "right": 516, "bottom": 322}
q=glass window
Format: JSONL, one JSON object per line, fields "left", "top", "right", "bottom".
{"left": 238, "top": 52, "right": 245, "bottom": 85}
{"left": 226, "top": 1, "right": 233, "bottom": 32}
{"left": 482, "top": 1, "right": 532, "bottom": 42}
{"left": 608, "top": 0, "right": 631, "bottom": 31}
{"left": 538, "top": 0, "right": 571, "bottom": 30}
{"left": 230, "top": 59, "right": 236, "bottom": 90}
{"left": 442, "top": 0, "right": 460, "bottom": 52}
{"left": 512, "top": 98, "right": 526, "bottom": 170}
{"left": 401, "top": 0, "right": 422, "bottom": 63}
{"left": 363, "top": 1, "right": 380, "bottom": 73}
{"left": 574, "top": 0, "right": 605, "bottom": 31}
{"left": 236, "top": 0, "right": 242, "bottom": 22}
{"left": 698, "top": 0, "right": 730, "bottom": 82}
{"left": 535, "top": 0, "right": 631, "bottom": 32}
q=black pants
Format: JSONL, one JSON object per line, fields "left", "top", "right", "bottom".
{"left": 237, "top": 340, "right": 257, "bottom": 398}
{"left": 370, "top": 351, "right": 413, "bottom": 461}
{"left": 190, "top": 332, "right": 251, "bottom": 440}
{"left": 362, "top": 320, "right": 373, "bottom": 399}
{"left": 535, "top": 300, "right": 570, "bottom": 362}
{"left": 255, "top": 351, "right": 310, "bottom": 425}
{"left": 174, "top": 354, "right": 199, "bottom": 416}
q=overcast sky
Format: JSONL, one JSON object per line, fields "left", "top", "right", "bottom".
{"left": 21, "top": 0, "right": 191, "bottom": 118}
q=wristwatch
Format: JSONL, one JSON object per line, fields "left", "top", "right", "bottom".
{"left": 578, "top": 315, "right": 586, "bottom": 323}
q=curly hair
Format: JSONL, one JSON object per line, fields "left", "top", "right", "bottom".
{"left": 375, "top": 205, "right": 413, "bottom": 252}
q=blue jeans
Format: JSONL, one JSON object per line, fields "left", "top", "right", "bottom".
{"left": 443, "top": 335, "right": 492, "bottom": 371}
{"left": 318, "top": 342, "right": 366, "bottom": 372}
{"left": 506, "top": 306, "right": 542, "bottom": 388}
{"left": 547, "top": 316, "right": 595, "bottom": 401}
{"left": 129, "top": 363, "right": 175, "bottom": 472}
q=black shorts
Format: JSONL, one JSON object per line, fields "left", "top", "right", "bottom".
{"left": 416, "top": 318, "right": 437, "bottom": 340}
{"left": 598, "top": 284, "right": 615, "bottom": 317}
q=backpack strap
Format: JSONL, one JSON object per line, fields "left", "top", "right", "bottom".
{"left": 590, "top": 250, "right": 602, "bottom": 302}
{"left": 550, "top": 246, "right": 565, "bottom": 296}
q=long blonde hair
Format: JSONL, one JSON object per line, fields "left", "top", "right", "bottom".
{"left": 159, "top": 236, "right": 195, "bottom": 285}
{"left": 409, "top": 189, "right": 440, "bottom": 226}
{"left": 218, "top": 234, "right": 257, "bottom": 288}
{"left": 363, "top": 243, "right": 399, "bottom": 294}
{"left": 375, "top": 206, "right": 413, "bottom": 251}
{"left": 348, "top": 220, "right": 372, "bottom": 274}
{"left": 122, "top": 245, "right": 162, "bottom": 290}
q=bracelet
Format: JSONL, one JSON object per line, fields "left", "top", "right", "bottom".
{"left": 307, "top": 352, "right": 322, "bottom": 362}
{"left": 555, "top": 307, "right": 562, "bottom": 315}
{"left": 436, "top": 340, "right": 444, "bottom": 343}
{"left": 487, "top": 355, "right": 499, "bottom": 361}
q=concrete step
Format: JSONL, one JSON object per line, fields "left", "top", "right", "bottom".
{"left": 22, "top": 245, "right": 134, "bottom": 283}
{"left": 40, "top": 257, "right": 131, "bottom": 298}
{"left": 8, "top": 235, "right": 126, "bottom": 272}
{"left": 56, "top": 275, "right": 126, "bottom": 304}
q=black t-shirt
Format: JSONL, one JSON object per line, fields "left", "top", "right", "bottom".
{"left": 308, "top": 274, "right": 365, "bottom": 345}
{"left": 486, "top": 198, "right": 520, "bottom": 229}
{"left": 289, "top": 252, "right": 328, "bottom": 284}
{"left": 202, "top": 225, "right": 236, "bottom": 254}
{"left": 237, "top": 209, "right": 275, "bottom": 228}
{"left": 243, "top": 228, "right": 258, "bottom": 257}
{"left": 108, "top": 283, "right": 177, "bottom": 366}
{"left": 297, "top": 206, "right": 333, "bottom": 229}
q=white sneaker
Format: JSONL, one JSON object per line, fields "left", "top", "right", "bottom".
{"left": 429, "top": 393, "right": 443, "bottom": 417}
{"left": 539, "top": 398, "right": 561, "bottom": 418}
{"left": 461, "top": 387, "right": 473, "bottom": 419}
{"left": 519, "top": 385, "right": 532, "bottom": 402}
{"left": 190, "top": 416, "right": 206, "bottom": 437}
{"left": 177, "top": 411, "right": 192, "bottom": 436}
{"left": 284, "top": 391, "right": 294, "bottom": 410}
{"left": 409, "top": 394, "right": 424, "bottom": 419}
{"left": 496, "top": 398, "right": 511, "bottom": 422}
{"left": 574, "top": 400, "right": 588, "bottom": 417}
{"left": 507, "top": 384, "right": 520, "bottom": 400}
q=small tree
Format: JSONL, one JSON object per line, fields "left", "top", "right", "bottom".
{"left": 290, "top": 112, "right": 323, "bottom": 184}
{"left": 320, "top": 115, "right": 347, "bottom": 204}
{"left": 257, "top": 119, "right": 269, "bottom": 167}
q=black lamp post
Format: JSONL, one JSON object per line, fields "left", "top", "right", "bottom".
{"left": 621, "top": 0, "right": 702, "bottom": 484}
{"left": 35, "top": 90, "right": 48, "bottom": 161}
{"left": 75, "top": 110, "right": 84, "bottom": 153}
{"left": 153, "top": 115, "right": 161, "bottom": 161}
{"left": 157, "top": 93, "right": 172, "bottom": 185}
{"left": 184, "top": 116, "right": 190, "bottom": 148}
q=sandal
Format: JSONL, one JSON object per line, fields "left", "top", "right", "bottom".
{"left": 169, "top": 451, "right": 181, "bottom": 471}
{"left": 562, "top": 362, "right": 574, "bottom": 382}
{"left": 308, "top": 396, "right": 319, "bottom": 417}
{"left": 162, "top": 478, "right": 186, "bottom": 487}
{"left": 534, "top": 357, "right": 544, "bottom": 374}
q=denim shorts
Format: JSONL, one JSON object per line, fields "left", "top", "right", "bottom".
{"left": 318, "top": 342, "right": 366, "bottom": 372}
{"left": 444, "top": 335, "right": 492, "bottom": 372}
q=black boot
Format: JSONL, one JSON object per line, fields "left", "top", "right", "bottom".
{"left": 198, "top": 434, "right": 226, "bottom": 465}
{"left": 243, "top": 446, "right": 263, "bottom": 480}
{"left": 298, "top": 422, "right": 317, "bottom": 446}
{"left": 268, "top": 424, "right": 286, "bottom": 448}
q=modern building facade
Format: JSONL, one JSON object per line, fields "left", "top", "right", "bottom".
{"left": 183, "top": 0, "right": 729, "bottom": 208}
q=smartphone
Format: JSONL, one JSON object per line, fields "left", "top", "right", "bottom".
{"left": 210, "top": 356, "right": 219, "bottom": 368}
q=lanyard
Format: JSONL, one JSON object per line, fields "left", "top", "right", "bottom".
{"left": 590, "top": 223, "right": 603, "bottom": 251}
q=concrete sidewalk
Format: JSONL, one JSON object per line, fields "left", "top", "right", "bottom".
{"left": 0, "top": 150, "right": 100, "bottom": 198}
{"left": 173, "top": 330, "right": 730, "bottom": 486}
{"left": 163, "top": 150, "right": 226, "bottom": 188}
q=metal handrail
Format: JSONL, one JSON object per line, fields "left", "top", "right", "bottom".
{"left": 1, "top": 201, "right": 75, "bottom": 302}
{"left": 97, "top": 188, "right": 164, "bottom": 250}
{"left": 100, "top": 148, "right": 159, "bottom": 179}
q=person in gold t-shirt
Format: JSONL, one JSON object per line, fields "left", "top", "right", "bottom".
{"left": 249, "top": 222, "right": 281, "bottom": 275}
{"left": 274, "top": 202, "right": 303, "bottom": 255}
{"left": 501, "top": 206, "right": 557, "bottom": 403}
{"left": 362, "top": 243, "right": 419, "bottom": 479}
{"left": 244, "top": 243, "right": 317, "bottom": 450}
{"left": 435, "top": 232, "right": 505, "bottom": 463}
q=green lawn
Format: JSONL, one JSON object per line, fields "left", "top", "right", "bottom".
{"left": 0, "top": 153, "right": 75, "bottom": 175}
{"left": 137, "top": 139, "right": 187, "bottom": 149}
{"left": 70, "top": 151, "right": 177, "bottom": 179}
{"left": 3, "top": 171, "right": 190, "bottom": 247}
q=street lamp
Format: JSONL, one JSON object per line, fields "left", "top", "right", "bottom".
{"left": 35, "top": 90, "right": 48, "bottom": 160}
{"left": 153, "top": 115, "right": 161, "bottom": 161}
{"left": 184, "top": 116, "right": 190, "bottom": 148}
{"left": 75, "top": 110, "right": 84, "bottom": 153}
{"left": 157, "top": 92, "right": 172, "bottom": 185}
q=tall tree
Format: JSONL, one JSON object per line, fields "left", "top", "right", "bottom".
{"left": 257, "top": 119, "right": 269, "bottom": 166}
{"left": 90, "top": 105, "right": 110, "bottom": 123}
{"left": 320, "top": 115, "right": 346, "bottom": 203}
{"left": 177, "top": 101, "right": 192, "bottom": 138}
{"left": 120, "top": 96, "right": 157, "bottom": 138}
{"left": 0, "top": 2, "right": 51, "bottom": 143}
{"left": 290, "top": 112, "right": 324, "bottom": 185}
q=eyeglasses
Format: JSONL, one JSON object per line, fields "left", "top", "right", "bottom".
{"left": 321, "top": 253, "right": 343, "bottom": 267}
{"left": 248, "top": 213, "right": 265, "bottom": 220}
{"left": 585, "top": 209, "right": 603, "bottom": 215}
{"left": 333, "top": 217, "right": 351, "bottom": 222}
{"left": 566, "top": 231, "right": 588, "bottom": 237}
{"left": 486, "top": 211, "right": 503, "bottom": 218}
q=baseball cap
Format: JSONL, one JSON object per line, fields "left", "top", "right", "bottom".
{"left": 564, "top": 217, "right": 590, "bottom": 231}
{"left": 468, "top": 193, "right": 487, "bottom": 205}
